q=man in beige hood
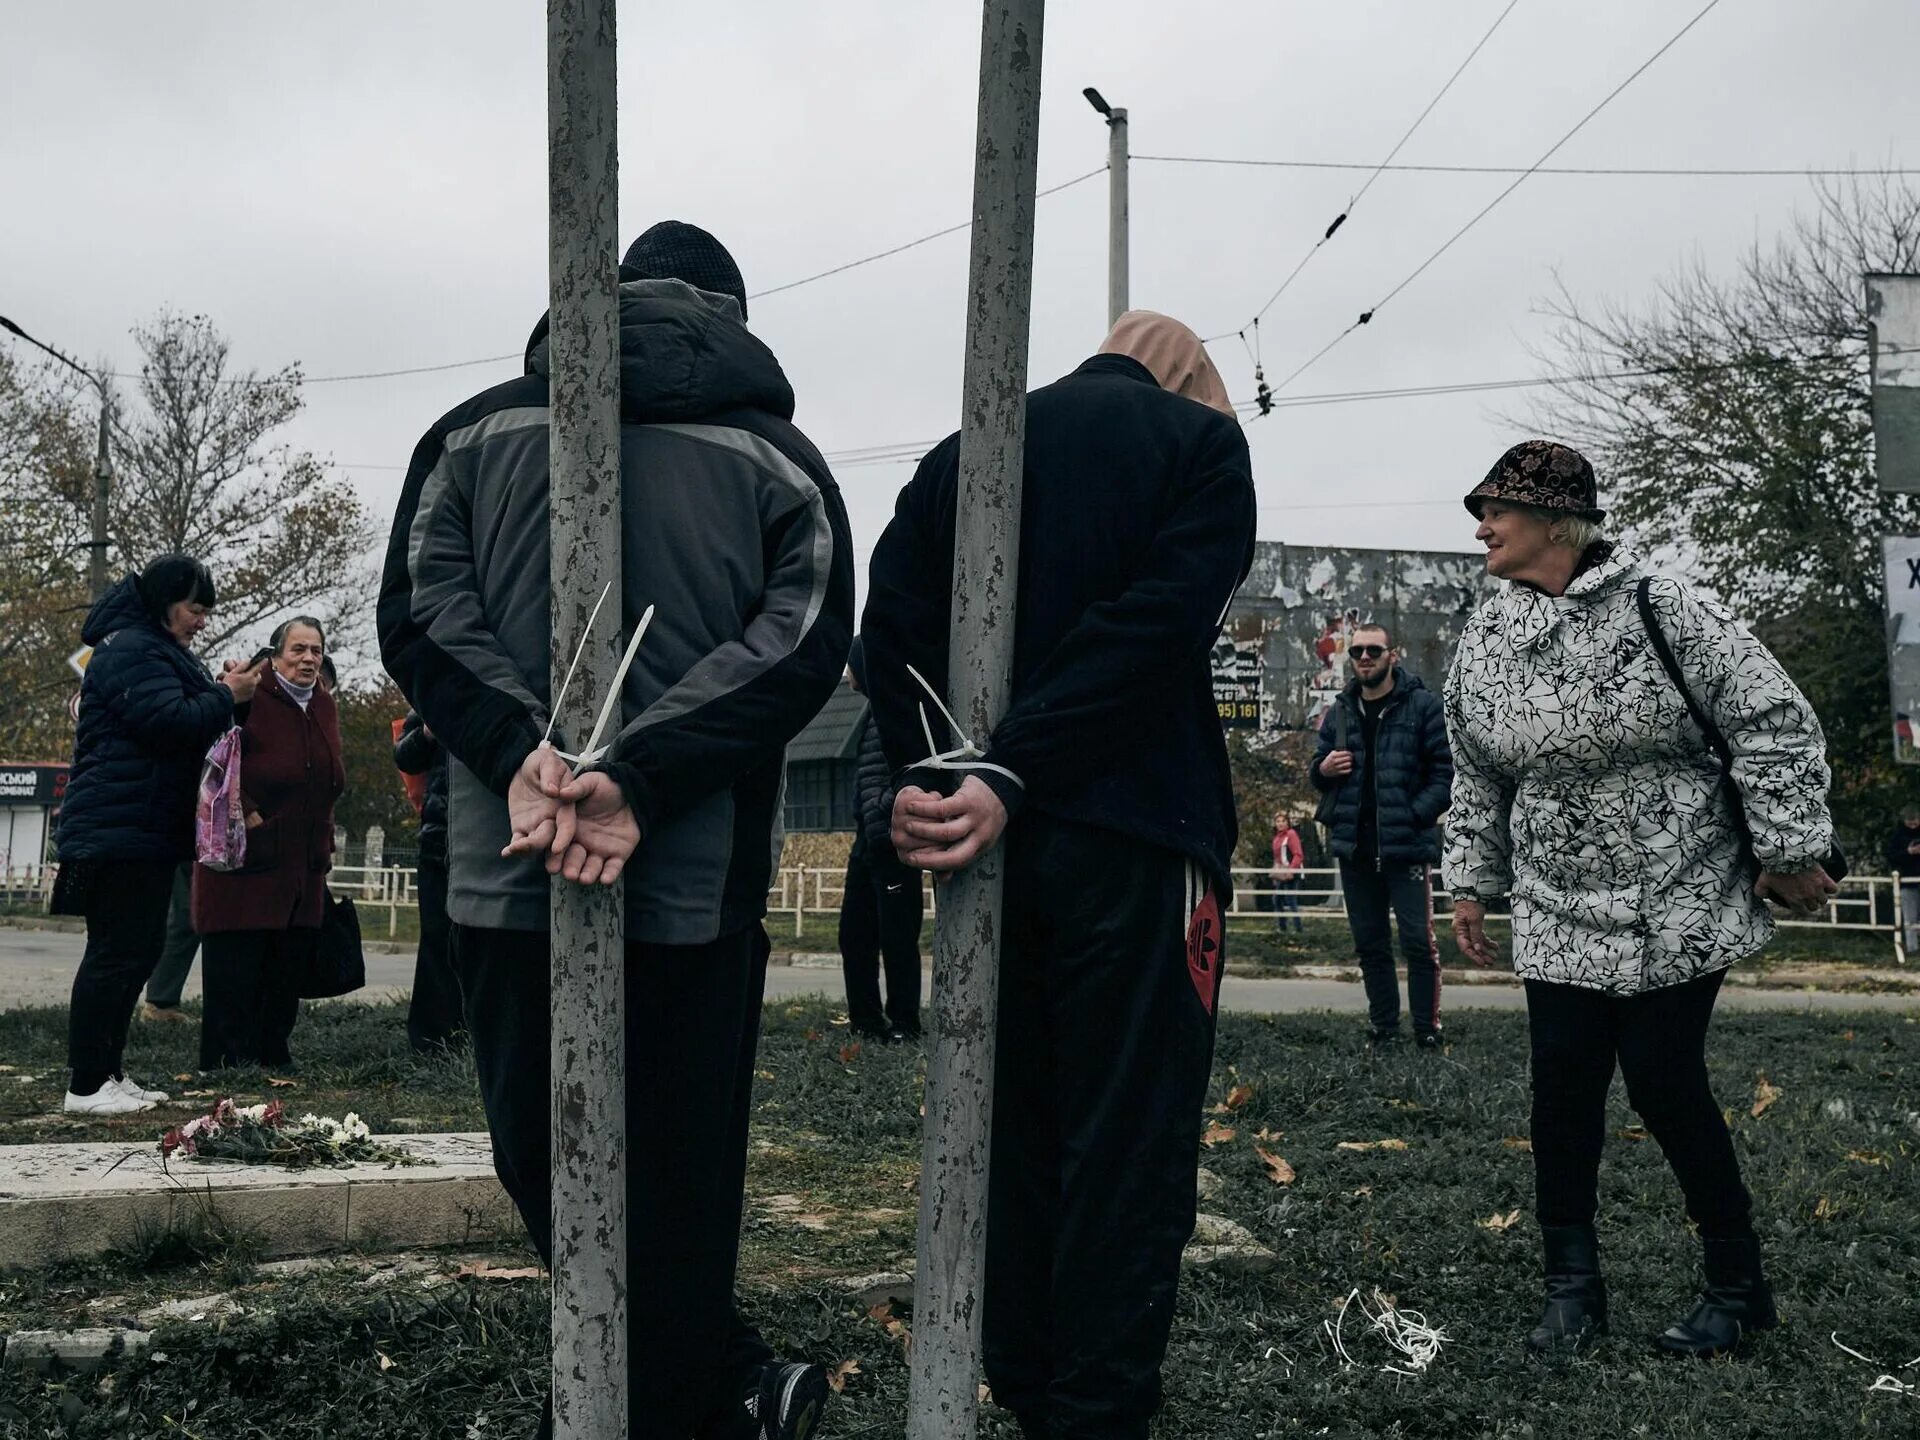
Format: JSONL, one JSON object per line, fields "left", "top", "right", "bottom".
{"left": 864, "top": 309, "right": 1255, "bottom": 1440}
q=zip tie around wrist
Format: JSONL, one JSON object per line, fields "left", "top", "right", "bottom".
{"left": 542, "top": 581, "right": 656, "bottom": 776}
{"left": 906, "top": 663, "right": 1025, "bottom": 790}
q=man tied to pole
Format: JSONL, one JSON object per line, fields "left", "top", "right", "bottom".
{"left": 378, "top": 223, "right": 853, "bottom": 1440}
{"left": 863, "top": 311, "right": 1255, "bottom": 1440}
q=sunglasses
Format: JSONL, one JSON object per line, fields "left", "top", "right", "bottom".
{"left": 1348, "top": 644, "right": 1388, "bottom": 660}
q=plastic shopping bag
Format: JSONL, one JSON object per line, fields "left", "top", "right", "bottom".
{"left": 196, "top": 726, "right": 247, "bottom": 871}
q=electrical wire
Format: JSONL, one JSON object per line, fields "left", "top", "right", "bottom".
{"left": 1264, "top": 0, "right": 1725, "bottom": 397}
{"left": 1141, "top": 155, "right": 1918, "bottom": 178}
{"left": 1208, "top": 0, "right": 1522, "bottom": 345}
{"left": 66, "top": 167, "right": 1110, "bottom": 391}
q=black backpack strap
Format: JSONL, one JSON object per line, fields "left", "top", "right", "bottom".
{"left": 1635, "top": 577, "right": 1732, "bottom": 775}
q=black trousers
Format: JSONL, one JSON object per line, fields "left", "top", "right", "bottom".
{"left": 1340, "top": 858, "right": 1440, "bottom": 1036}
{"left": 405, "top": 852, "right": 465, "bottom": 1051}
{"left": 838, "top": 844, "right": 924, "bottom": 1034}
{"left": 451, "top": 922, "right": 776, "bottom": 1440}
{"left": 1526, "top": 968, "right": 1753, "bottom": 1238}
{"left": 67, "top": 858, "right": 177, "bottom": 1091}
{"left": 984, "top": 819, "right": 1223, "bottom": 1440}
{"left": 144, "top": 862, "right": 200, "bottom": 1008}
{"left": 198, "top": 930, "right": 306, "bottom": 1071}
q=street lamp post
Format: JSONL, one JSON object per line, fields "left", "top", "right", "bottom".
{"left": 1082, "top": 87, "right": 1129, "bottom": 327}
{"left": 0, "top": 316, "right": 115, "bottom": 600}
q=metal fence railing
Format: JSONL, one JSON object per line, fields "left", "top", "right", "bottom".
{"left": 3, "top": 862, "right": 1907, "bottom": 964}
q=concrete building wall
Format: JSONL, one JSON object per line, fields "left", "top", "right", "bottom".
{"left": 1218, "top": 544, "right": 1497, "bottom": 734}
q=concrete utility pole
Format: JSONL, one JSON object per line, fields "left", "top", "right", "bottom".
{"left": 545, "top": 2, "right": 626, "bottom": 1437}
{"left": 0, "top": 316, "right": 115, "bottom": 600}
{"left": 1082, "top": 87, "right": 1128, "bottom": 326}
{"left": 909, "top": 3, "right": 1044, "bottom": 1438}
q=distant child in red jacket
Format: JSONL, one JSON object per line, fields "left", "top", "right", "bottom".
{"left": 1270, "top": 810, "right": 1306, "bottom": 934}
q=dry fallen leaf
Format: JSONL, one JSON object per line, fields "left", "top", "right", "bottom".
{"left": 1842, "top": 1029, "right": 1856, "bottom": 1042}
{"left": 1846, "top": 1150, "right": 1889, "bottom": 1168}
{"left": 267, "top": 1078, "right": 297, "bottom": 1090}
{"left": 1501, "top": 1136, "right": 1533, "bottom": 1153}
{"left": 1336, "top": 1139, "right": 1409, "bottom": 1153}
{"left": 804, "top": 1028, "right": 821, "bottom": 1042}
{"left": 754, "top": 1070, "right": 775, "bottom": 1081}
{"left": 377, "top": 1352, "right": 395, "bottom": 1372}
{"left": 1813, "top": 1196, "right": 1836, "bottom": 1222}
{"left": 1751, "top": 1072, "right": 1782, "bottom": 1119}
{"left": 455, "top": 1262, "right": 547, "bottom": 1281}
{"left": 1478, "top": 1208, "right": 1523, "bottom": 1233}
{"left": 1383, "top": 1098, "right": 1425, "bottom": 1112}
{"left": 1253, "top": 1144, "right": 1295, "bottom": 1186}
{"left": 1614, "top": 1126, "right": 1649, "bottom": 1142}
{"left": 1224, "top": 1084, "right": 1256, "bottom": 1111}
{"left": 867, "top": 1301, "right": 911, "bottom": 1354}
{"left": 1253, "top": 1126, "right": 1284, "bottom": 1142}
{"left": 838, "top": 1042, "right": 862, "bottom": 1065}
{"left": 1201, "top": 1123, "right": 1237, "bottom": 1147}
{"left": 1350, "top": 1185, "right": 1373, "bottom": 1198}
{"left": 173, "top": 1073, "right": 194, "bottom": 1083}
{"left": 827, "top": 1359, "right": 860, "bottom": 1394}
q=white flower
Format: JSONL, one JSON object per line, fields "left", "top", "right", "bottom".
{"left": 342, "top": 1112, "right": 370, "bottom": 1141}
{"left": 238, "top": 1104, "right": 270, "bottom": 1123}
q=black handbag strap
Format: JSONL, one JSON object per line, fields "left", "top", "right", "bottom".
{"left": 1335, "top": 694, "right": 1350, "bottom": 752}
{"left": 1635, "top": 577, "right": 1753, "bottom": 847}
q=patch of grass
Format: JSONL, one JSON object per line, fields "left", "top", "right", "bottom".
{"left": 3, "top": 1000, "right": 1917, "bottom": 1436}
{"left": 0, "top": 1001, "right": 487, "bottom": 1147}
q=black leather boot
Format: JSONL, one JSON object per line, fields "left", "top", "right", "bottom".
{"left": 1527, "top": 1223, "right": 1608, "bottom": 1355}
{"left": 1656, "top": 1234, "right": 1778, "bottom": 1358}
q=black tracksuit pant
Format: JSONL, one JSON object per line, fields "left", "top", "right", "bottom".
{"left": 838, "top": 842, "right": 924, "bottom": 1035}
{"left": 451, "top": 921, "right": 776, "bottom": 1440}
{"left": 1526, "top": 968, "right": 1753, "bottom": 1238}
{"left": 984, "top": 818, "right": 1223, "bottom": 1440}
{"left": 1339, "top": 858, "right": 1440, "bottom": 1036}
{"left": 405, "top": 850, "right": 465, "bottom": 1052}
{"left": 67, "top": 858, "right": 177, "bottom": 1093}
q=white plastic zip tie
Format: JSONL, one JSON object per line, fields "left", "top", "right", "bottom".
{"left": 541, "top": 580, "right": 615, "bottom": 750}
{"left": 906, "top": 663, "right": 1025, "bottom": 790}
{"left": 1360, "top": 1289, "right": 1447, "bottom": 1376}
{"left": 1831, "top": 1333, "right": 1920, "bottom": 1401}
{"left": 1325, "top": 1288, "right": 1447, "bottom": 1377}
{"left": 556, "top": 604, "right": 655, "bottom": 777}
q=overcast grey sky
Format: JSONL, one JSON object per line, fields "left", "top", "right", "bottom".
{"left": 6, "top": 0, "right": 1917, "bottom": 607}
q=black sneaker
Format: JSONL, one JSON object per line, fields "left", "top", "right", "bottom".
{"left": 1415, "top": 1031, "right": 1444, "bottom": 1051}
{"left": 1368, "top": 1027, "right": 1403, "bottom": 1047}
{"left": 746, "top": 1362, "right": 830, "bottom": 1440}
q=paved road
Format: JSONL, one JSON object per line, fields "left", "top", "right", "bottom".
{"left": 4, "top": 928, "right": 1916, "bottom": 1015}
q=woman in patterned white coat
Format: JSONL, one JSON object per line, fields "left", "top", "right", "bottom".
{"left": 1442, "top": 440, "right": 1836, "bottom": 1362}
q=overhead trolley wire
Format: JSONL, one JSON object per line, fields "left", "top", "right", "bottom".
{"left": 1140, "top": 155, "right": 1917, "bottom": 178}
{"left": 1208, "top": 0, "right": 1523, "bottom": 348}
{"left": 1261, "top": 0, "right": 1725, "bottom": 400}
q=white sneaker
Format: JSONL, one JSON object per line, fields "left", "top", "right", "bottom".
{"left": 64, "top": 1086, "right": 155, "bottom": 1116}
{"left": 113, "top": 1075, "right": 171, "bottom": 1104}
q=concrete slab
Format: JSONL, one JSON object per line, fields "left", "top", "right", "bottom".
{"left": 0, "top": 1133, "right": 518, "bottom": 1269}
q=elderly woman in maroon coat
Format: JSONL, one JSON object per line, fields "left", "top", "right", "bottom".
{"left": 193, "top": 616, "right": 344, "bottom": 1071}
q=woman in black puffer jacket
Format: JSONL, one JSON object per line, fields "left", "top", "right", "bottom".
{"left": 56, "top": 555, "right": 264, "bottom": 1115}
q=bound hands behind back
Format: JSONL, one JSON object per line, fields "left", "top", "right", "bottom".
{"left": 501, "top": 744, "right": 640, "bottom": 885}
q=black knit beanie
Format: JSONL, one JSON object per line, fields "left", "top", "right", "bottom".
{"left": 621, "top": 221, "right": 747, "bottom": 320}
{"left": 135, "top": 553, "right": 216, "bottom": 624}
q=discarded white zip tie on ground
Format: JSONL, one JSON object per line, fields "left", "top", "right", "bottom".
{"left": 1324, "top": 1288, "right": 1448, "bottom": 1378}
{"left": 906, "top": 664, "right": 1025, "bottom": 790}
{"left": 540, "top": 580, "right": 656, "bottom": 775}
{"left": 1831, "top": 1333, "right": 1920, "bottom": 1401}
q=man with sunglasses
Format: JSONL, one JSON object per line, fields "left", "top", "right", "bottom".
{"left": 1310, "top": 623, "right": 1454, "bottom": 1048}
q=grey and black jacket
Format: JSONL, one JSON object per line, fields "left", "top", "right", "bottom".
{"left": 378, "top": 279, "right": 855, "bottom": 943}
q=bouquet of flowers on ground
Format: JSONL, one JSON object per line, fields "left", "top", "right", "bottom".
{"left": 159, "top": 1098, "right": 427, "bottom": 1170}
